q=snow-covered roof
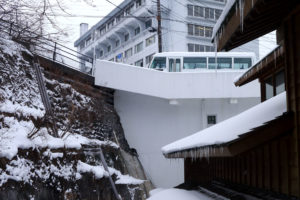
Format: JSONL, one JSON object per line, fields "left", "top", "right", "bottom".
{"left": 162, "top": 92, "right": 287, "bottom": 156}
{"left": 212, "top": 0, "right": 236, "bottom": 39}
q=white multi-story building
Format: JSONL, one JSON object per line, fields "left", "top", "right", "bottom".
{"left": 74, "top": 0, "right": 259, "bottom": 71}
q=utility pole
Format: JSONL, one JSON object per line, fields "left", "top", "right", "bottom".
{"left": 156, "top": 0, "right": 162, "bottom": 53}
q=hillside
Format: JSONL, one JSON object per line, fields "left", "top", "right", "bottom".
{"left": 0, "top": 35, "right": 150, "bottom": 200}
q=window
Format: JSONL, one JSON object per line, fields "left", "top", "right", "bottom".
{"left": 125, "top": 33, "right": 129, "bottom": 42}
{"left": 146, "top": 35, "right": 155, "bottom": 47}
{"left": 188, "top": 5, "right": 193, "bottom": 16}
{"left": 215, "top": 9, "right": 222, "bottom": 19}
{"left": 194, "top": 6, "right": 201, "bottom": 17}
{"left": 263, "top": 70, "right": 285, "bottom": 100}
{"left": 107, "top": 20, "right": 114, "bottom": 29}
{"left": 134, "top": 42, "right": 143, "bottom": 53}
{"left": 205, "top": 26, "right": 212, "bottom": 38}
{"left": 115, "top": 40, "right": 120, "bottom": 47}
{"left": 145, "top": 19, "right": 152, "bottom": 28}
{"left": 183, "top": 57, "right": 207, "bottom": 69}
{"left": 115, "top": 53, "right": 123, "bottom": 62}
{"left": 107, "top": 45, "right": 111, "bottom": 52}
{"left": 234, "top": 58, "right": 252, "bottom": 69}
{"left": 205, "top": 7, "right": 209, "bottom": 18}
{"left": 135, "top": 59, "right": 143, "bottom": 67}
{"left": 275, "top": 71, "right": 285, "bottom": 95}
{"left": 146, "top": 54, "right": 155, "bottom": 64}
{"left": 188, "top": 24, "right": 212, "bottom": 38}
{"left": 124, "top": 48, "right": 132, "bottom": 58}
{"left": 188, "top": 44, "right": 194, "bottom": 52}
{"left": 188, "top": 44, "right": 215, "bottom": 52}
{"left": 86, "top": 37, "right": 92, "bottom": 46}
{"left": 79, "top": 42, "right": 85, "bottom": 50}
{"left": 136, "top": 0, "right": 142, "bottom": 8}
{"left": 99, "top": 50, "right": 103, "bottom": 57}
{"left": 100, "top": 26, "right": 106, "bottom": 35}
{"left": 209, "top": 8, "right": 215, "bottom": 19}
{"left": 188, "top": 24, "right": 194, "bottom": 35}
{"left": 150, "top": 57, "right": 166, "bottom": 70}
{"left": 207, "top": 115, "right": 216, "bottom": 125}
{"left": 217, "top": 58, "right": 232, "bottom": 69}
{"left": 265, "top": 76, "right": 273, "bottom": 100}
{"left": 209, "top": 57, "right": 232, "bottom": 69}
{"left": 135, "top": 27, "right": 140, "bottom": 35}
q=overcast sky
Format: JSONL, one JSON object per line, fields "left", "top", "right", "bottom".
{"left": 52, "top": 0, "right": 277, "bottom": 59}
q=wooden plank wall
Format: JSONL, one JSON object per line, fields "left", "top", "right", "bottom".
{"left": 185, "top": 135, "right": 293, "bottom": 196}
{"left": 284, "top": 6, "right": 300, "bottom": 197}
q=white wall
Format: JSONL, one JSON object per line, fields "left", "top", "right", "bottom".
{"left": 114, "top": 90, "right": 260, "bottom": 188}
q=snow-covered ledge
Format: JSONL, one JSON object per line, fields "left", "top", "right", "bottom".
{"left": 94, "top": 60, "right": 260, "bottom": 99}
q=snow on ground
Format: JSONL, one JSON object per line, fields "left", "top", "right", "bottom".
{"left": 147, "top": 188, "right": 216, "bottom": 200}
{"left": 162, "top": 92, "right": 287, "bottom": 155}
{"left": 0, "top": 116, "right": 119, "bottom": 159}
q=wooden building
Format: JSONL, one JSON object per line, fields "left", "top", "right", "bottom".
{"left": 162, "top": 0, "right": 300, "bottom": 198}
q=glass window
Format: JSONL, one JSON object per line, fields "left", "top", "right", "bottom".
{"left": 200, "top": 45, "right": 205, "bottom": 52}
{"left": 146, "top": 35, "right": 155, "bottom": 47}
{"left": 187, "top": 5, "right": 193, "bottom": 16}
{"left": 265, "top": 76, "right": 273, "bottom": 100}
{"left": 205, "top": 46, "right": 212, "bottom": 52}
{"left": 195, "top": 44, "right": 200, "bottom": 52}
{"left": 150, "top": 57, "right": 166, "bottom": 70}
{"left": 194, "top": 6, "right": 201, "bottom": 17}
{"left": 146, "top": 53, "right": 155, "bottom": 64}
{"left": 205, "top": 7, "right": 209, "bottom": 18}
{"left": 217, "top": 57, "right": 232, "bottom": 69}
{"left": 135, "top": 59, "right": 143, "bottom": 67}
{"left": 136, "top": 0, "right": 142, "bottom": 8}
{"left": 215, "top": 9, "right": 222, "bottom": 20}
{"left": 115, "top": 40, "right": 120, "bottom": 47}
{"left": 116, "top": 53, "right": 123, "bottom": 62}
{"left": 134, "top": 42, "right": 143, "bottom": 53}
{"left": 234, "top": 58, "right": 252, "bottom": 69}
{"left": 275, "top": 71, "right": 285, "bottom": 95}
{"left": 188, "top": 24, "right": 193, "bottom": 35}
{"left": 169, "top": 58, "right": 181, "bottom": 72}
{"left": 183, "top": 57, "right": 207, "bottom": 69}
{"left": 125, "top": 33, "right": 129, "bottom": 42}
{"left": 199, "top": 7, "right": 204, "bottom": 17}
{"left": 135, "top": 27, "right": 140, "bottom": 35}
{"left": 205, "top": 26, "right": 213, "bottom": 38}
{"left": 194, "top": 25, "right": 200, "bottom": 36}
{"left": 208, "top": 58, "right": 217, "bottom": 69}
{"left": 207, "top": 115, "right": 216, "bottom": 125}
{"left": 124, "top": 48, "right": 132, "bottom": 58}
{"left": 107, "top": 45, "right": 111, "bottom": 52}
{"left": 145, "top": 19, "right": 152, "bottom": 28}
{"left": 188, "top": 43, "right": 194, "bottom": 52}
{"left": 199, "top": 25, "right": 204, "bottom": 37}
{"left": 100, "top": 50, "right": 103, "bottom": 57}
{"left": 209, "top": 8, "right": 215, "bottom": 19}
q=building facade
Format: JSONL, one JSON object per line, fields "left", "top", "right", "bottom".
{"left": 74, "top": 0, "right": 259, "bottom": 72}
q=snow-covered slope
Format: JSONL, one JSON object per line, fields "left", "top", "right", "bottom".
{"left": 0, "top": 35, "right": 149, "bottom": 199}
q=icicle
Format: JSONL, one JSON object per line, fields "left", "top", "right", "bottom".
{"left": 274, "top": 50, "right": 277, "bottom": 68}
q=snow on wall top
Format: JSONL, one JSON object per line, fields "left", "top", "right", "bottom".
{"left": 212, "top": 0, "right": 236, "bottom": 40}
{"left": 162, "top": 92, "right": 287, "bottom": 155}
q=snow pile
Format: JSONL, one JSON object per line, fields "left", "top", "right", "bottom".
{"left": 147, "top": 188, "right": 216, "bottom": 200}
{"left": 0, "top": 116, "right": 118, "bottom": 159}
{"left": 162, "top": 92, "right": 287, "bottom": 155}
{"left": 77, "top": 161, "right": 144, "bottom": 185}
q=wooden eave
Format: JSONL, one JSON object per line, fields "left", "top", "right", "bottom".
{"left": 235, "top": 45, "right": 285, "bottom": 87}
{"left": 164, "top": 112, "right": 293, "bottom": 159}
{"left": 214, "top": 0, "right": 299, "bottom": 51}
